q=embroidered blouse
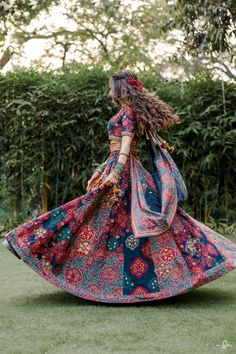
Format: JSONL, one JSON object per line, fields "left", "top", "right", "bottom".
{"left": 107, "top": 105, "right": 138, "bottom": 141}
{"left": 93, "top": 105, "right": 138, "bottom": 176}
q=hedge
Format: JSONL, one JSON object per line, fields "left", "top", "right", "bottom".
{"left": 0, "top": 64, "right": 235, "bottom": 228}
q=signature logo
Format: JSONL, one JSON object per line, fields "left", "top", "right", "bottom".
{"left": 216, "top": 339, "right": 233, "bottom": 350}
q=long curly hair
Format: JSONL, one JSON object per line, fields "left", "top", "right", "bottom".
{"left": 109, "top": 69, "right": 180, "bottom": 137}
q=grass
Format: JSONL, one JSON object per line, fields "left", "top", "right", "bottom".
{"left": 1, "top": 239, "right": 236, "bottom": 354}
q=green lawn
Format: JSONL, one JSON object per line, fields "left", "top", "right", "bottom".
{"left": 1, "top": 242, "right": 236, "bottom": 354}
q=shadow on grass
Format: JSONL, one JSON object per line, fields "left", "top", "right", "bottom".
{"left": 15, "top": 286, "right": 235, "bottom": 309}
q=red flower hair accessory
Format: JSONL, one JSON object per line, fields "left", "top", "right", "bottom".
{"left": 127, "top": 78, "right": 143, "bottom": 90}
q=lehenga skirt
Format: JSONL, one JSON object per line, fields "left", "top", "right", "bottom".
{"left": 2, "top": 140, "right": 236, "bottom": 303}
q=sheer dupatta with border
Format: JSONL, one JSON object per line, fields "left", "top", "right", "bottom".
{"left": 130, "top": 129, "right": 188, "bottom": 238}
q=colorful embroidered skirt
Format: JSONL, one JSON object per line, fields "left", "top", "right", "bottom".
{"left": 3, "top": 150, "right": 236, "bottom": 303}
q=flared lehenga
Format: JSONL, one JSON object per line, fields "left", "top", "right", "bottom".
{"left": 2, "top": 105, "right": 236, "bottom": 303}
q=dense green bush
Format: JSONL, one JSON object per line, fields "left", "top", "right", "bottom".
{"left": 0, "top": 64, "right": 235, "bottom": 232}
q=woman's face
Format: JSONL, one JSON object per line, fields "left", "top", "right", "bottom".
{"left": 109, "top": 84, "right": 125, "bottom": 105}
{"left": 109, "top": 87, "right": 117, "bottom": 105}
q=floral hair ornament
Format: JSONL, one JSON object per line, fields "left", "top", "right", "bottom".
{"left": 161, "top": 141, "right": 175, "bottom": 154}
{"left": 127, "top": 78, "right": 143, "bottom": 90}
{"left": 154, "top": 132, "right": 175, "bottom": 154}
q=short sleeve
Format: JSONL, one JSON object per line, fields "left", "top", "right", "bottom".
{"left": 121, "top": 106, "right": 136, "bottom": 138}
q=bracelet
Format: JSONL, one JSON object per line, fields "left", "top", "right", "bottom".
{"left": 112, "top": 171, "right": 121, "bottom": 180}
{"left": 93, "top": 161, "right": 106, "bottom": 174}
{"left": 114, "top": 161, "right": 125, "bottom": 174}
{"left": 116, "top": 161, "right": 125, "bottom": 168}
{"left": 113, "top": 161, "right": 125, "bottom": 179}
{"left": 119, "top": 152, "right": 129, "bottom": 157}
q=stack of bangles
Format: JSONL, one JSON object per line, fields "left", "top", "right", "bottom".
{"left": 93, "top": 161, "right": 106, "bottom": 174}
{"left": 112, "top": 152, "right": 129, "bottom": 180}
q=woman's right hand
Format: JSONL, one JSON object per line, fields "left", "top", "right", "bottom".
{"left": 86, "top": 171, "right": 102, "bottom": 193}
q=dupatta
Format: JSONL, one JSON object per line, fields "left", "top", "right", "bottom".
{"left": 130, "top": 129, "right": 188, "bottom": 238}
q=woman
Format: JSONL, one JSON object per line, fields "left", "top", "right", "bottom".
{"left": 2, "top": 69, "right": 236, "bottom": 303}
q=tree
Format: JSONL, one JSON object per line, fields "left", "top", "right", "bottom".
{"left": 167, "top": 0, "right": 236, "bottom": 80}
{"left": 1, "top": 0, "right": 155, "bottom": 70}
{"left": 0, "top": 0, "right": 235, "bottom": 81}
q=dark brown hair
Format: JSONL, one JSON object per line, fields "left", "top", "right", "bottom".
{"left": 109, "top": 69, "right": 180, "bottom": 136}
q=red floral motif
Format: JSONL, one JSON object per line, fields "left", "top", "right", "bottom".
{"left": 73, "top": 224, "right": 99, "bottom": 257}
{"left": 67, "top": 240, "right": 79, "bottom": 259}
{"left": 30, "top": 240, "right": 43, "bottom": 253}
{"left": 117, "top": 209, "right": 128, "bottom": 227}
{"left": 205, "top": 255, "right": 215, "bottom": 267}
{"left": 79, "top": 225, "right": 97, "bottom": 244}
{"left": 104, "top": 288, "right": 123, "bottom": 301}
{"left": 159, "top": 247, "right": 176, "bottom": 263}
{"left": 17, "top": 226, "right": 28, "bottom": 236}
{"left": 86, "top": 283, "right": 103, "bottom": 295}
{"left": 38, "top": 266, "right": 57, "bottom": 283}
{"left": 224, "top": 260, "right": 235, "bottom": 271}
{"left": 141, "top": 240, "right": 153, "bottom": 259}
{"left": 206, "top": 243, "right": 220, "bottom": 256}
{"left": 85, "top": 256, "right": 95, "bottom": 266}
{"left": 130, "top": 257, "right": 149, "bottom": 278}
{"left": 191, "top": 273, "right": 206, "bottom": 288}
{"left": 116, "top": 251, "right": 124, "bottom": 263}
{"left": 17, "top": 229, "right": 29, "bottom": 242}
{"left": 93, "top": 248, "right": 107, "bottom": 260}
{"left": 77, "top": 241, "right": 94, "bottom": 257}
{"left": 155, "top": 262, "right": 172, "bottom": 278}
{"left": 191, "top": 267, "right": 202, "bottom": 277}
{"left": 54, "top": 249, "right": 67, "bottom": 264}
{"left": 100, "top": 266, "right": 120, "bottom": 282}
{"left": 153, "top": 235, "right": 170, "bottom": 246}
{"left": 65, "top": 268, "right": 83, "bottom": 284}
{"left": 131, "top": 285, "right": 150, "bottom": 296}
{"left": 170, "top": 266, "right": 186, "bottom": 281}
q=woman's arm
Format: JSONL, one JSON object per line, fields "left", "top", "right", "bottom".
{"left": 116, "top": 135, "right": 133, "bottom": 165}
{"left": 92, "top": 159, "right": 108, "bottom": 175}
{"left": 104, "top": 135, "right": 133, "bottom": 186}
{"left": 107, "top": 106, "right": 136, "bottom": 183}
{"left": 116, "top": 105, "right": 136, "bottom": 167}
{"left": 86, "top": 157, "right": 108, "bottom": 192}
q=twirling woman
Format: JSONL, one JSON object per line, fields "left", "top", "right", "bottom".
{"left": 3, "top": 69, "right": 236, "bottom": 303}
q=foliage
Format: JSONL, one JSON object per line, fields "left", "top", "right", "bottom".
{"left": 1, "top": 1, "right": 235, "bottom": 80}
{"left": 167, "top": 0, "right": 236, "bottom": 80}
{"left": 206, "top": 216, "right": 236, "bottom": 236}
{"left": 0, "top": 64, "right": 235, "bottom": 231}
{"left": 173, "top": 0, "right": 236, "bottom": 54}
{"left": 1, "top": 0, "right": 155, "bottom": 69}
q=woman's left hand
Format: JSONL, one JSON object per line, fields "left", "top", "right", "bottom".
{"left": 103, "top": 172, "right": 120, "bottom": 187}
